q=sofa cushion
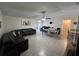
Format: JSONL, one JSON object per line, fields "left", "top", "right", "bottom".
{"left": 15, "top": 35, "right": 25, "bottom": 43}
{"left": 2, "top": 32, "right": 16, "bottom": 46}
{"left": 14, "top": 31, "right": 20, "bottom": 37}
{"left": 12, "top": 31, "right": 16, "bottom": 37}
{"left": 8, "top": 32, "right": 16, "bottom": 42}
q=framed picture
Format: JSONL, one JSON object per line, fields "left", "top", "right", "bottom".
{"left": 21, "top": 18, "right": 30, "bottom": 26}
{"left": 24, "top": 21, "right": 30, "bottom": 25}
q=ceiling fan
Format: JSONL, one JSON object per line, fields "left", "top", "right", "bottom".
{"left": 40, "top": 11, "right": 51, "bottom": 20}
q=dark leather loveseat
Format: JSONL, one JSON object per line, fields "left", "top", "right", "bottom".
{"left": 0, "top": 31, "right": 28, "bottom": 56}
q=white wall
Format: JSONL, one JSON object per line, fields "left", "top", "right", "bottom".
{"left": 3, "top": 15, "right": 37, "bottom": 33}
{"left": 43, "top": 16, "right": 78, "bottom": 30}
{"left": 53, "top": 17, "right": 63, "bottom": 28}
{"left": 3, "top": 15, "right": 74, "bottom": 34}
{"left": 0, "top": 10, "right": 3, "bottom": 38}
{"left": 3, "top": 15, "right": 78, "bottom": 33}
{"left": 3, "top": 15, "right": 63, "bottom": 33}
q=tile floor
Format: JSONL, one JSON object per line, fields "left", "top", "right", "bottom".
{"left": 21, "top": 30, "right": 67, "bottom": 56}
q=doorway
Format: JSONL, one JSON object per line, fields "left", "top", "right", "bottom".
{"left": 61, "top": 20, "right": 72, "bottom": 39}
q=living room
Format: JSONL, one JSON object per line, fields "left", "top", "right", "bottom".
{"left": 0, "top": 2, "right": 79, "bottom": 56}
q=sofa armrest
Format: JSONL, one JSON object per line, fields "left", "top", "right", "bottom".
{"left": 16, "top": 39, "right": 28, "bottom": 53}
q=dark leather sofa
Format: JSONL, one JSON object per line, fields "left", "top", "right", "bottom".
{"left": 0, "top": 28, "right": 36, "bottom": 56}
{"left": 14, "top": 28, "right": 36, "bottom": 36}
{"left": 0, "top": 31, "right": 28, "bottom": 56}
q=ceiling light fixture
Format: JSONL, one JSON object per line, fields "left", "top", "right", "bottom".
{"left": 40, "top": 11, "right": 51, "bottom": 21}
{"left": 41, "top": 11, "right": 46, "bottom": 21}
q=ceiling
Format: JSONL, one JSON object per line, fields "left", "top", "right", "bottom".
{"left": 0, "top": 2, "right": 79, "bottom": 19}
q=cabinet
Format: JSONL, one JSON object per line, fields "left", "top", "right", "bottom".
{"left": 65, "top": 30, "right": 79, "bottom": 56}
